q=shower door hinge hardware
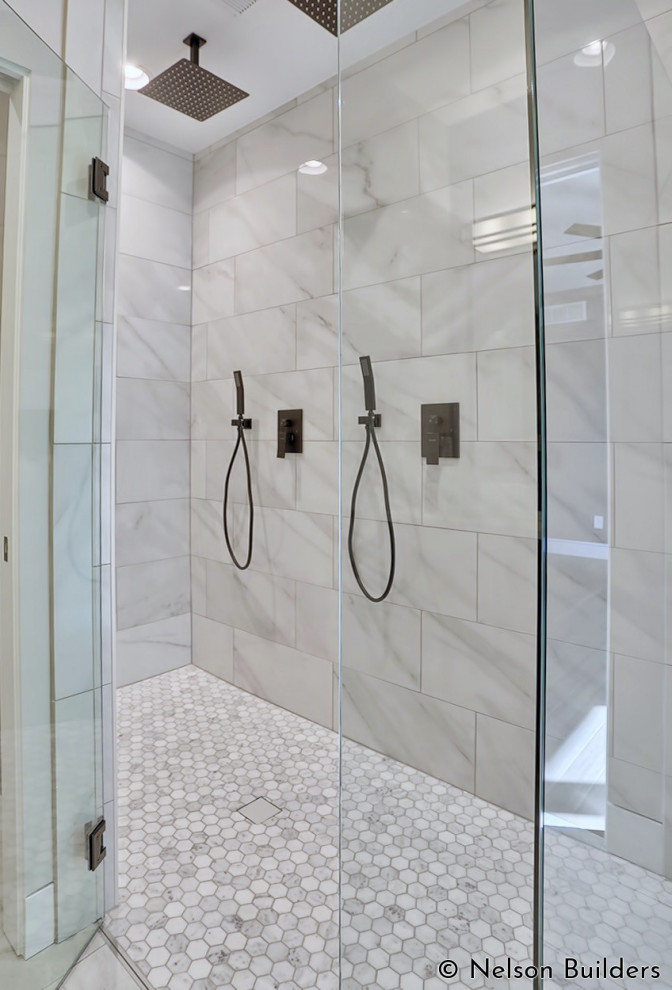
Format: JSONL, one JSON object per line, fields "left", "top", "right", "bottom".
{"left": 85, "top": 817, "right": 107, "bottom": 871}
{"left": 358, "top": 413, "right": 382, "bottom": 428}
{"left": 277, "top": 409, "right": 303, "bottom": 458}
{"left": 89, "top": 157, "right": 109, "bottom": 203}
{"left": 3, "top": 537, "right": 7, "bottom": 562}
{"left": 421, "top": 403, "right": 460, "bottom": 465}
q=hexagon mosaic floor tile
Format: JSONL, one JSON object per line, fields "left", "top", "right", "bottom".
{"left": 105, "top": 666, "right": 672, "bottom": 990}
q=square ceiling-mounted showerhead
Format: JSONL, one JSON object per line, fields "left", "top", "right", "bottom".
{"left": 285, "top": 0, "right": 396, "bottom": 35}
{"left": 139, "top": 34, "right": 249, "bottom": 121}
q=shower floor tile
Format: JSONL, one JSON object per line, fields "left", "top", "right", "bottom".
{"left": 105, "top": 666, "right": 672, "bottom": 990}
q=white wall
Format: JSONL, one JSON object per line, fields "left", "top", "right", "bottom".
{"left": 115, "top": 130, "right": 193, "bottom": 686}
{"left": 190, "top": 1, "right": 538, "bottom": 820}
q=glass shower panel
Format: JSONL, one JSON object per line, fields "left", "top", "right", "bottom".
{"left": 0, "top": 4, "right": 107, "bottom": 986}
{"left": 338, "top": 0, "right": 539, "bottom": 984}
{"left": 533, "top": 0, "right": 672, "bottom": 982}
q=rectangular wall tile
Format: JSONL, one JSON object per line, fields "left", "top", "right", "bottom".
{"left": 116, "top": 614, "right": 191, "bottom": 687}
{"left": 116, "top": 556, "right": 190, "bottom": 630}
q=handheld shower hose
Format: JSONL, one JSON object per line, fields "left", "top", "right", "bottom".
{"left": 223, "top": 371, "right": 254, "bottom": 570}
{"left": 348, "top": 356, "right": 396, "bottom": 603}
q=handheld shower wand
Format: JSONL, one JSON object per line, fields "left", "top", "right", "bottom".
{"left": 223, "top": 371, "right": 254, "bottom": 570}
{"left": 348, "top": 356, "right": 396, "bottom": 603}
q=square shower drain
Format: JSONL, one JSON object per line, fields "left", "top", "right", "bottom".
{"left": 237, "top": 797, "right": 282, "bottom": 824}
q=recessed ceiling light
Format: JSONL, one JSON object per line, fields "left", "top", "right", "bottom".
{"left": 574, "top": 40, "right": 615, "bottom": 68}
{"left": 299, "top": 160, "right": 328, "bottom": 175}
{"left": 125, "top": 64, "right": 150, "bottom": 90}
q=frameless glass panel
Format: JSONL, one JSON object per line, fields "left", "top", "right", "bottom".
{"left": 533, "top": 0, "right": 672, "bottom": 983}
{"left": 338, "top": 0, "right": 539, "bottom": 984}
{"left": 0, "top": 5, "right": 107, "bottom": 987}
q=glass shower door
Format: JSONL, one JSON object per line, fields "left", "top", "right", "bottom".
{"left": 0, "top": 3, "right": 108, "bottom": 986}
{"left": 532, "top": 0, "right": 672, "bottom": 983}
{"left": 338, "top": 0, "right": 539, "bottom": 985}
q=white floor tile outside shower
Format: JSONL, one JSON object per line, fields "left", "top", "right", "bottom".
{"left": 105, "top": 666, "right": 672, "bottom": 990}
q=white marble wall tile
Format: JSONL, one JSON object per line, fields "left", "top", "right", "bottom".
{"left": 192, "top": 323, "right": 207, "bottom": 382}
{"left": 296, "top": 441, "right": 338, "bottom": 516}
{"left": 119, "top": 196, "right": 192, "bottom": 269}
{"left": 297, "top": 155, "right": 338, "bottom": 233}
{"left": 610, "top": 226, "right": 662, "bottom": 336}
{"left": 210, "top": 173, "right": 297, "bottom": 261}
{"left": 609, "top": 333, "right": 663, "bottom": 442}
{"left": 122, "top": 135, "right": 193, "bottom": 214}
{"left": 342, "top": 594, "right": 421, "bottom": 690}
{"left": 116, "top": 556, "right": 190, "bottom": 630}
{"left": 115, "top": 499, "right": 190, "bottom": 566}
{"left": 117, "top": 317, "right": 190, "bottom": 381}
{"left": 341, "top": 353, "right": 477, "bottom": 443}
{"left": 422, "top": 253, "right": 535, "bottom": 354}
{"left": 192, "top": 260, "right": 235, "bottom": 324}
{"left": 191, "top": 379, "right": 233, "bottom": 440}
{"left": 601, "top": 124, "right": 658, "bottom": 236}
{"left": 116, "top": 614, "right": 191, "bottom": 687}
{"left": 345, "top": 277, "right": 423, "bottom": 363}
{"left": 341, "top": 18, "right": 470, "bottom": 148}
{"left": 546, "top": 639, "right": 606, "bottom": 744}
{"left": 605, "top": 23, "right": 656, "bottom": 135}
{"left": 236, "top": 92, "right": 333, "bottom": 195}
{"left": 207, "top": 439, "right": 296, "bottom": 510}
{"left": 234, "top": 630, "right": 333, "bottom": 728}
{"left": 533, "top": 0, "right": 642, "bottom": 66}
{"left": 342, "top": 120, "right": 420, "bottom": 217}
{"left": 242, "top": 367, "right": 335, "bottom": 442}
{"left": 192, "top": 555, "right": 207, "bottom": 616}
{"left": 477, "top": 347, "right": 536, "bottom": 441}
{"left": 470, "top": 0, "right": 526, "bottom": 90}
{"left": 537, "top": 53, "right": 605, "bottom": 157}
{"left": 116, "top": 379, "right": 190, "bottom": 440}
{"left": 606, "top": 802, "right": 664, "bottom": 874}
{"left": 420, "top": 75, "right": 528, "bottom": 191}
{"left": 192, "top": 614, "right": 234, "bottom": 683}
{"left": 547, "top": 441, "right": 609, "bottom": 542}
{"left": 296, "top": 294, "right": 338, "bottom": 370}
{"left": 547, "top": 553, "right": 608, "bottom": 651}
{"left": 474, "top": 161, "right": 531, "bottom": 229}
{"left": 609, "top": 758, "right": 663, "bottom": 823}
{"left": 245, "top": 505, "right": 334, "bottom": 588}
{"left": 65, "top": 0, "right": 104, "bottom": 94}
{"left": 191, "top": 440, "right": 206, "bottom": 500}
{"left": 546, "top": 339, "right": 607, "bottom": 443}
{"left": 206, "top": 558, "right": 296, "bottom": 647}
{"left": 191, "top": 498, "right": 229, "bottom": 564}
{"left": 614, "top": 443, "right": 665, "bottom": 551}
{"left": 194, "top": 141, "right": 236, "bottom": 213}
{"left": 116, "top": 440, "right": 190, "bottom": 502}
{"left": 341, "top": 668, "right": 475, "bottom": 791}
{"left": 295, "top": 582, "right": 338, "bottom": 663}
{"left": 342, "top": 183, "right": 474, "bottom": 291}
{"left": 344, "top": 520, "right": 477, "bottom": 619}
{"left": 478, "top": 534, "right": 537, "bottom": 634}
{"left": 193, "top": 209, "right": 209, "bottom": 270}
{"left": 342, "top": 441, "right": 422, "bottom": 526}
{"left": 117, "top": 255, "right": 191, "bottom": 324}
{"left": 422, "top": 441, "right": 537, "bottom": 538}
{"left": 611, "top": 548, "right": 666, "bottom": 662}
{"left": 613, "top": 653, "right": 665, "bottom": 772}
{"left": 475, "top": 714, "right": 535, "bottom": 819}
{"left": 207, "top": 306, "right": 297, "bottom": 379}
{"left": 235, "top": 227, "right": 334, "bottom": 314}
{"left": 656, "top": 114, "right": 672, "bottom": 223}
{"left": 423, "top": 612, "right": 536, "bottom": 730}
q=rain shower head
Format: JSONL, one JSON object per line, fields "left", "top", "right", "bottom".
{"left": 139, "top": 34, "right": 249, "bottom": 121}
{"left": 286, "top": 0, "right": 396, "bottom": 35}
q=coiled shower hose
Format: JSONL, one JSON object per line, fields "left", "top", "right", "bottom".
{"left": 348, "top": 410, "right": 396, "bottom": 603}
{"left": 223, "top": 373, "right": 254, "bottom": 569}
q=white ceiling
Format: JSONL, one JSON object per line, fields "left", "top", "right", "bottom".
{"left": 124, "top": 0, "right": 465, "bottom": 154}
